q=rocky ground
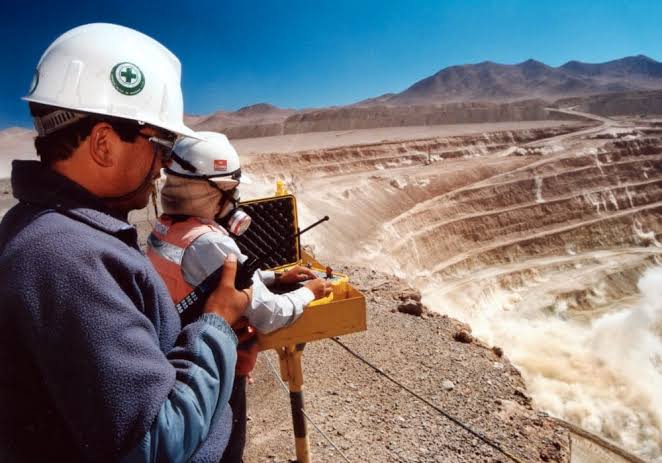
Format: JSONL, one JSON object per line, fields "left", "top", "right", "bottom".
{"left": 243, "top": 264, "right": 570, "bottom": 463}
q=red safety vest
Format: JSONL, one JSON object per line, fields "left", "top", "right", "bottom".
{"left": 147, "top": 215, "right": 223, "bottom": 304}
{"left": 147, "top": 215, "right": 257, "bottom": 377}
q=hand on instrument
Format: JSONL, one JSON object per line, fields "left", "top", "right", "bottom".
{"left": 278, "top": 265, "right": 317, "bottom": 285}
{"left": 304, "top": 278, "right": 333, "bottom": 300}
{"left": 232, "top": 318, "right": 259, "bottom": 377}
{"left": 204, "top": 254, "right": 250, "bottom": 325}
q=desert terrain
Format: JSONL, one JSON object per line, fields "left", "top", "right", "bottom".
{"left": 229, "top": 110, "right": 660, "bottom": 462}
{"left": 1, "top": 112, "right": 660, "bottom": 462}
{"left": 2, "top": 55, "right": 661, "bottom": 462}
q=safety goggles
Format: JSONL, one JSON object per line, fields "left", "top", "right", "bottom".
{"left": 138, "top": 133, "right": 177, "bottom": 162}
{"left": 205, "top": 168, "right": 243, "bottom": 191}
{"left": 207, "top": 177, "right": 240, "bottom": 192}
{"left": 165, "top": 156, "right": 243, "bottom": 191}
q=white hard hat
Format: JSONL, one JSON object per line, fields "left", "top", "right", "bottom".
{"left": 23, "top": 23, "right": 198, "bottom": 139}
{"left": 169, "top": 131, "right": 252, "bottom": 187}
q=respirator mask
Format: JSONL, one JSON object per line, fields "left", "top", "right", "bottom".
{"left": 216, "top": 187, "right": 252, "bottom": 236}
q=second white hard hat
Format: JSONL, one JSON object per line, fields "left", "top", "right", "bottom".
{"left": 23, "top": 23, "right": 198, "bottom": 139}
{"left": 169, "top": 131, "right": 252, "bottom": 186}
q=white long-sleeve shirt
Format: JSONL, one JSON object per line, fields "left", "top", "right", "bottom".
{"left": 181, "top": 231, "right": 314, "bottom": 334}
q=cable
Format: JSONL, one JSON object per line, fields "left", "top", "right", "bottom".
{"left": 263, "top": 353, "right": 353, "bottom": 463}
{"left": 330, "top": 337, "right": 526, "bottom": 463}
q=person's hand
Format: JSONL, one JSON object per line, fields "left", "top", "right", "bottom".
{"left": 278, "top": 265, "right": 317, "bottom": 285}
{"left": 304, "top": 278, "right": 333, "bottom": 300}
{"left": 232, "top": 318, "right": 259, "bottom": 377}
{"left": 203, "top": 254, "right": 250, "bottom": 325}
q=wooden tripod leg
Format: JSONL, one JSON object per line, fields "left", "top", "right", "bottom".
{"left": 277, "top": 343, "right": 310, "bottom": 463}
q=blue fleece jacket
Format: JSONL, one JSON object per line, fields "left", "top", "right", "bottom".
{"left": 0, "top": 161, "right": 237, "bottom": 462}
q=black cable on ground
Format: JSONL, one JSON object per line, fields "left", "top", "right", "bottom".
{"left": 263, "top": 353, "right": 353, "bottom": 463}
{"left": 330, "top": 337, "right": 525, "bottom": 463}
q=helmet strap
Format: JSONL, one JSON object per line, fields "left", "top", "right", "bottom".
{"left": 215, "top": 186, "right": 238, "bottom": 219}
{"left": 171, "top": 151, "right": 198, "bottom": 173}
{"left": 151, "top": 187, "right": 159, "bottom": 220}
{"left": 33, "top": 110, "right": 87, "bottom": 136}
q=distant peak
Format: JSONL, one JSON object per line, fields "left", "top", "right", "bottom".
{"left": 562, "top": 55, "right": 661, "bottom": 68}
{"left": 234, "top": 103, "right": 281, "bottom": 116}
{"left": 518, "top": 58, "right": 546, "bottom": 67}
{"left": 631, "top": 54, "right": 656, "bottom": 62}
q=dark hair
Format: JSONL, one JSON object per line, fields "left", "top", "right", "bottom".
{"left": 29, "top": 103, "right": 143, "bottom": 165}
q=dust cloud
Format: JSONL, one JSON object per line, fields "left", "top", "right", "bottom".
{"left": 423, "top": 267, "right": 662, "bottom": 462}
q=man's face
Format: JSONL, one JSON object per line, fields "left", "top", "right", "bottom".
{"left": 111, "top": 126, "right": 175, "bottom": 212}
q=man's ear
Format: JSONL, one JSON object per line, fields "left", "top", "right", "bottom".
{"left": 88, "top": 122, "right": 117, "bottom": 168}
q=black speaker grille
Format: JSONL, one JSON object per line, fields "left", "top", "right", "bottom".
{"left": 234, "top": 196, "right": 300, "bottom": 269}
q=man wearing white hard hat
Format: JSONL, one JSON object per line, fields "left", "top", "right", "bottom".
{"left": 147, "top": 131, "right": 332, "bottom": 462}
{"left": 0, "top": 24, "right": 247, "bottom": 462}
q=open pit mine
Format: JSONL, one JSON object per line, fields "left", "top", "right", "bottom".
{"left": 226, "top": 112, "right": 661, "bottom": 462}
{"left": 1, "top": 112, "right": 660, "bottom": 462}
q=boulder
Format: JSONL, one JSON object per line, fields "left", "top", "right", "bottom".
{"left": 453, "top": 330, "right": 474, "bottom": 343}
{"left": 397, "top": 299, "right": 426, "bottom": 316}
{"left": 397, "top": 290, "right": 422, "bottom": 302}
{"left": 442, "top": 380, "right": 455, "bottom": 391}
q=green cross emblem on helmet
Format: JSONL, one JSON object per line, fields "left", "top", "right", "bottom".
{"left": 110, "top": 62, "right": 145, "bottom": 95}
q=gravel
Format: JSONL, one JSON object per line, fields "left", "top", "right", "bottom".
{"left": 243, "top": 265, "right": 570, "bottom": 462}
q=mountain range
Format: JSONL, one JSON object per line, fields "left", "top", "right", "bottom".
{"left": 5, "top": 55, "right": 662, "bottom": 142}
{"left": 358, "top": 55, "right": 662, "bottom": 105}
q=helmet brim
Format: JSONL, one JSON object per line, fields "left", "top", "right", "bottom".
{"left": 22, "top": 95, "right": 205, "bottom": 140}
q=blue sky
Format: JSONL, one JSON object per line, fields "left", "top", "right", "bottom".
{"left": 1, "top": 0, "right": 661, "bottom": 128}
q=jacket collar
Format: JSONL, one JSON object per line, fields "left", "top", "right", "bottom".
{"left": 11, "top": 160, "right": 137, "bottom": 244}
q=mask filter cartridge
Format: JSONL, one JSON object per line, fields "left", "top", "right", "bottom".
{"left": 224, "top": 208, "right": 251, "bottom": 236}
